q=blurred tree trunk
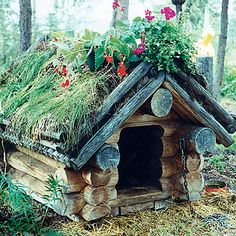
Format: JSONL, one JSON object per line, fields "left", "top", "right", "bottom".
{"left": 111, "top": 0, "right": 129, "bottom": 28}
{"left": 213, "top": 0, "right": 229, "bottom": 99}
{"left": 19, "top": 0, "right": 32, "bottom": 54}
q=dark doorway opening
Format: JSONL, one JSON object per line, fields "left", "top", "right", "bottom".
{"left": 117, "top": 125, "right": 164, "bottom": 189}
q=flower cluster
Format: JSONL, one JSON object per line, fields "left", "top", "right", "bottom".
{"left": 61, "top": 79, "right": 70, "bottom": 88}
{"left": 160, "top": 7, "right": 176, "bottom": 21}
{"left": 117, "top": 62, "right": 127, "bottom": 77}
{"left": 112, "top": 1, "right": 125, "bottom": 11}
{"left": 145, "top": 9, "right": 155, "bottom": 21}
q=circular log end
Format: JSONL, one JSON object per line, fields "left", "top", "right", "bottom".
{"left": 151, "top": 88, "right": 173, "bottom": 118}
{"left": 195, "top": 128, "right": 216, "bottom": 154}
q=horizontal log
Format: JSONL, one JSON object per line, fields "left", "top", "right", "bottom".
{"left": 107, "top": 168, "right": 119, "bottom": 187}
{"left": 10, "top": 173, "right": 86, "bottom": 216}
{"left": 173, "top": 126, "right": 216, "bottom": 154}
{"left": 154, "top": 200, "right": 169, "bottom": 210}
{"left": 89, "top": 144, "right": 120, "bottom": 170}
{"left": 163, "top": 75, "right": 234, "bottom": 147}
{"left": 175, "top": 152, "right": 204, "bottom": 172}
{"left": 109, "top": 188, "right": 169, "bottom": 207}
{"left": 80, "top": 203, "right": 111, "bottom": 221}
{"left": 16, "top": 145, "right": 66, "bottom": 169}
{"left": 83, "top": 185, "right": 109, "bottom": 206}
{"left": 151, "top": 88, "right": 173, "bottom": 117}
{"left": 172, "top": 170, "right": 205, "bottom": 193}
{"left": 55, "top": 168, "right": 86, "bottom": 193}
{"left": 160, "top": 158, "right": 176, "bottom": 178}
{"left": 7, "top": 151, "right": 56, "bottom": 182}
{"left": 38, "top": 140, "right": 66, "bottom": 153}
{"left": 120, "top": 202, "right": 154, "bottom": 215}
{"left": 176, "top": 70, "right": 236, "bottom": 132}
{"left": 162, "top": 137, "right": 179, "bottom": 157}
{"left": 10, "top": 168, "right": 48, "bottom": 196}
{"left": 82, "top": 167, "right": 112, "bottom": 187}
{"left": 123, "top": 116, "right": 180, "bottom": 136}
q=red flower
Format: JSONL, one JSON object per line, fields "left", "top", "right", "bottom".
{"left": 112, "top": 1, "right": 120, "bottom": 9}
{"left": 61, "top": 79, "right": 70, "bottom": 88}
{"left": 105, "top": 55, "right": 113, "bottom": 63}
{"left": 145, "top": 9, "right": 155, "bottom": 21}
{"left": 62, "top": 65, "right": 67, "bottom": 76}
{"left": 160, "top": 7, "right": 176, "bottom": 21}
{"left": 121, "top": 6, "right": 126, "bottom": 11}
{"left": 117, "top": 62, "right": 127, "bottom": 77}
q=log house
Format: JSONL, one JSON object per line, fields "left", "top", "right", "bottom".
{"left": 0, "top": 62, "right": 235, "bottom": 221}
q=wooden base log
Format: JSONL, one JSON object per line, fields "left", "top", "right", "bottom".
{"left": 82, "top": 167, "right": 112, "bottom": 187}
{"left": 120, "top": 202, "right": 154, "bottom": 215}
{"left": 16, "top": 145, "right": 66, "bottom": 169}
{"left": 7, "top": 151, "right": 56, "bottom": 182}
{"left": 175, "top": 152, "right": 204, "bottom": 172}
{"left": 10, "top": 168, "right": 86, "bottom": 215}
{"left": 160, "top": 158, "right": 176, "bottom": 178}
{"left": 83, "top": 185, "right": 109, "bottom": 206}
{"left": 162, "top": 137, "right": 179, "bottom": 158}
{"left": 173, "top": 126, "right": 216, "bottom": 154}
{"left": 10, "top": 168, "right": 49, "bottom": 196}
{"left": 55, "top": 168, "right": 86, "bottom": 193}
{"left": 80, "top": 203, "right": 111, "bottom": 221}
{"left": 89, "top": 144, "right": 120, "bottom": 170}
{"left": 172, "top": 170, "right": 204, "bottom": 193}
{"left": 150, "top": 88, "right": 173, "bottom": 117}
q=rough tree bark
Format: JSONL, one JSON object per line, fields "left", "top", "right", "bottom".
{"left": 111, "top": 0, "right": 129, "bottom": 28}
{"left": 213, "top": 0, "right": 229, "bottom": 99}
{"left": 19, "top": 0, "right": 32, "bottom": 54}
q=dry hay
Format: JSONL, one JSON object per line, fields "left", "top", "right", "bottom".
{"left": 56, "top": 192, "right": 236, "bottom": 236}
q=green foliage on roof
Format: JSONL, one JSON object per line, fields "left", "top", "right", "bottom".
{"left": 0, "top": 7, "right": 198, "bottom": 149}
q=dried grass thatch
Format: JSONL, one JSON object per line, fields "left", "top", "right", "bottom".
{"left": 57, "top": 192, "right": 236, "bottom": 236}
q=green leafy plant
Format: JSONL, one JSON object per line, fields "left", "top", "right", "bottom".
{"left": 221, "top": 65, "right": 236, "bottom": 99}
{"left": 209, "top": 155, "right": 226, "bottom": 173}
{"left": 0, "top": 173, "right": 64, "bottom": 235}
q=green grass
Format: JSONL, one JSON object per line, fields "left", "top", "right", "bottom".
{"left": 0, "top": 45, "right": 115, "bottom": 149}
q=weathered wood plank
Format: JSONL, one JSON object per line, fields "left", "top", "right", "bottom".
{"left": 16, "top": 145, "right": 66, "bottom": 169}
{"left": 120, "top": 202, "right": 154, "bottom": 215}
{"left": 109, "top": 188, "right": 169, "bottom": 207}
{"left": 176, "top": 70, "right": 236, "bottom": 133}
{"left": 163, "top": 75, "right": 234, "bottom": 147}
{"left": 72, "top": 72, "right": 165, "bottom": 169}
{"left": 7, "top": 151, "right": 56, "bottom": 182}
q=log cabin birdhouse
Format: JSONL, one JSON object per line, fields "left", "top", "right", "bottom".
{"left": 0, "top": 50, "right": 235, "bottom": 221}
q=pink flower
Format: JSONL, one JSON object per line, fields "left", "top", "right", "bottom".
{"left": 145, "top": 8, "right": 155, "bottom": 21}
{"left": 133, "top": 44, "right": 145, "bottom": 55}
{"left": 145, "top": 15, "right": 155, "bottom": 21}
{"left": 112, "top": 1, "right": 120, "bottom": 9}
{"left": 121, "top": 7, "right": 126, "bottom": 11}
{"left": 160, "top": 6, "right": 176, "bottom": 21}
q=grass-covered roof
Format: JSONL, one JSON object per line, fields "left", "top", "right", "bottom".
{"left": 0, "top": 8, "right": 199, "bottom": 150}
